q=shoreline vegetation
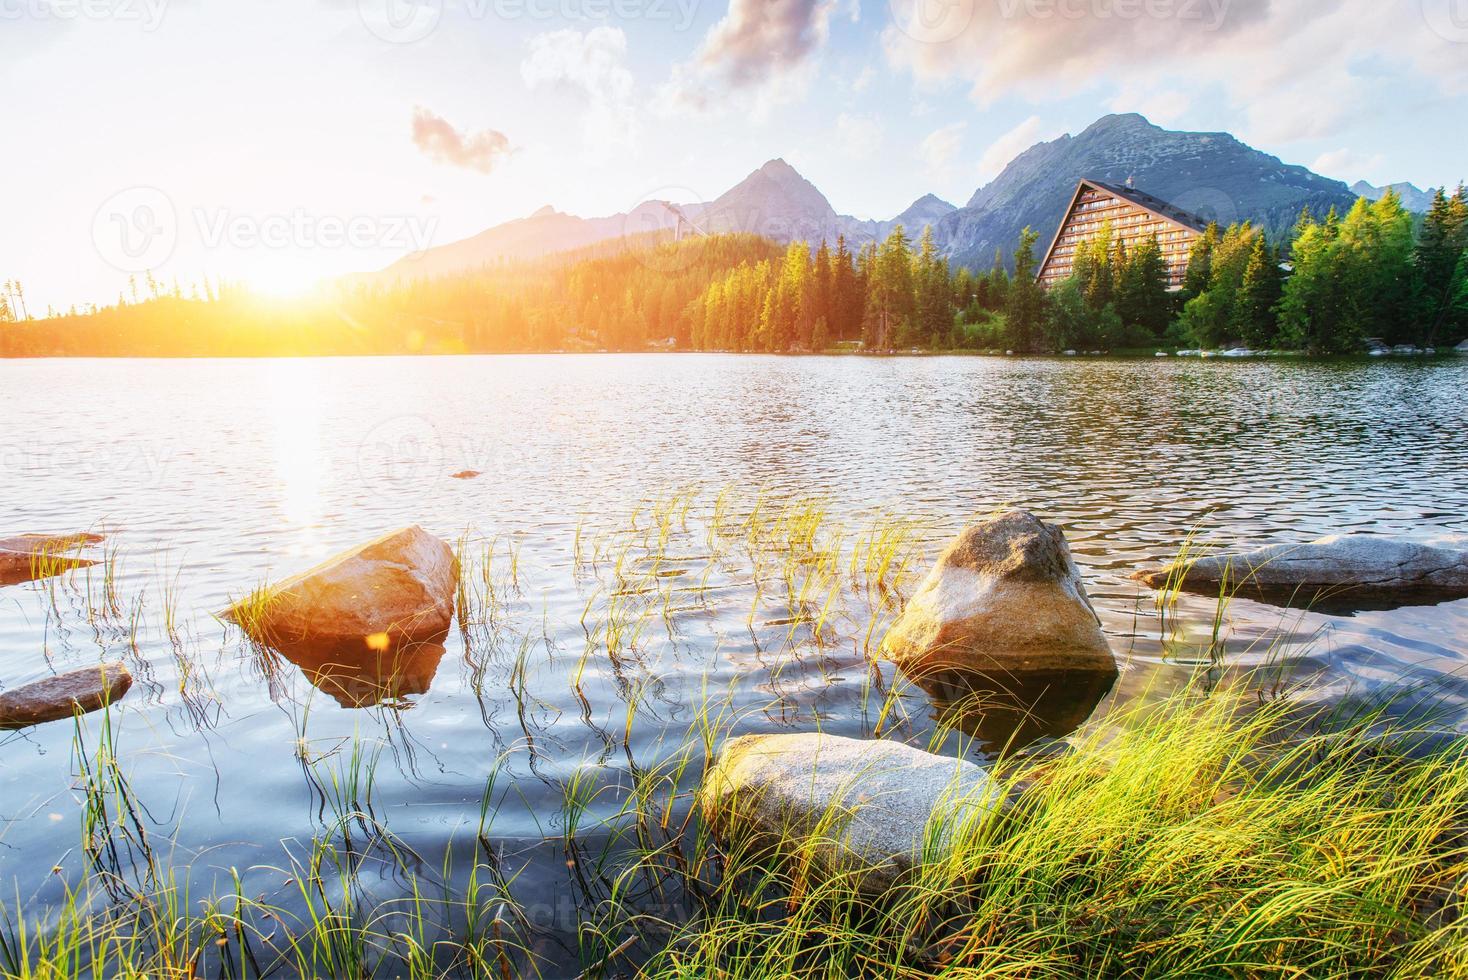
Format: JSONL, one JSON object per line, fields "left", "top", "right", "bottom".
{"left": 4, "top": 187, "right": 1465, "bottom": 361}
{"left": 3, "top": 492, "right": 1467, "bottom": 977}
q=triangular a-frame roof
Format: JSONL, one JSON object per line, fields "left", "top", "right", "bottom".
{"left": 1038, "top": 179, "right": 1210, "bottom": 280}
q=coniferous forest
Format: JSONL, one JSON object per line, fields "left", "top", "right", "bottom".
{"left": 3, "top": 187, "right": 1465, "bottom": 358}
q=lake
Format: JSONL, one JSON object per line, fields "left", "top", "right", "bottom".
{"left": 2, "top": 354, "right": 1467, "bottom": 975}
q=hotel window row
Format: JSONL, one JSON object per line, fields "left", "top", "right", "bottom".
{"left": 1036, "top": 180, "right": 1209, "bottom": 292}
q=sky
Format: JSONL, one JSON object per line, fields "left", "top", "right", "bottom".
{"left": 3, "top": 0, "right": 1466, "bottom": 312}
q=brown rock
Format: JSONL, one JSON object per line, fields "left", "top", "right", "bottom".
{"left": 884, "top": 512, "right": 1116, "bottom": 747}
{"left": 0, "top": 532, "right": 103, "bottom": 587}
{"left": 0, "top": 662, "right": 132, "bottom": 729}
{"left": 225, "top": 526, "right": 458, "bottom": 649}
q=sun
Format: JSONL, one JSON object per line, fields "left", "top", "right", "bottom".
{"left": 247, "top": 269, "right": 322, "bottom": 301}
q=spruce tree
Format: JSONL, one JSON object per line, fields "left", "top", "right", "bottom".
{"left": 1005, "top": 228, "right": 1046, "bottom": 351}
{"left": 1232, "top": 236, "right": 1283, "bottom": 349}
{"left": 1416, "top": 184, "right": 1468, "bottom": 346}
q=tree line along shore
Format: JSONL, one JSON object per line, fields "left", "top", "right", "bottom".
{"left": 2, "top": 186, "right": 1464, "bottom": 359}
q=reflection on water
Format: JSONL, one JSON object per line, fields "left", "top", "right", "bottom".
{"left": 265, "top": 359, "right": 327, "bottom": 541}
{"left": 1, "top": 354, "right": 1466, "bottom": 973}
{"left": 911, "top": 666, "right": 1119, "bottom": 753}
{"left": 257, "top": 635, "right": 449, "bottom": 709}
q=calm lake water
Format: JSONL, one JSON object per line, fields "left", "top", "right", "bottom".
{"left": 2, "top": 354, "right": 1467, "bottom": 974}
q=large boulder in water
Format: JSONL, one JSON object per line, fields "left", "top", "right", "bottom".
{"left": 884, "top": 511, "right": 1116, "bottom": 684}
{"left": 0, "top": 532, "right": 103, "bottom": 587}
{"left": 1133, "top": 533, "right": 1468, "bottom": 612}
{"left": 698, "top": 733, "right": 998, "bottom": 887}
{"left": 226, "top": 526, "right": 457, "bottom": 649}
{"left": 0, "top": 662, "right": 132, "bottom": 729}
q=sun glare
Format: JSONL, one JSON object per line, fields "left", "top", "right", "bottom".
{"left": 247, "top": 270, "right": 321, "bottom": 302}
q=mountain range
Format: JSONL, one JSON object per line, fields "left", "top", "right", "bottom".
{"left": 1350, "top": 180, "right": 1438, "bottom": 214}
{"left": 369, "top": 113, "right": 1426, "bottom": 284}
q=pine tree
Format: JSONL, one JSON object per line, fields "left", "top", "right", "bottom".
{"left": 864, "top": 226, "right": 914, "bottom": 349}
{"left": 1115, "top": 234, "right": 1170, "bottom": 339}
{"left": 914, "top": 225, "right": 952, "bottom": 347}
{"left": 1231, "top": 236, "right": 1283, "bottom": 349}
{"left": 1415, "top": 184, "right": 1468, "bottom": 346}
{"left": 1005, "top": 228, "right": 1046, "bottom": 351}
{"left": 1278, "top": 209, "right": 1346, "bottom": 353}
{"left": 1182, "top": 224, "right": 1218, "bottom": 301}
{"left": 830, "top": 236, "right": 860, "bottom": 340}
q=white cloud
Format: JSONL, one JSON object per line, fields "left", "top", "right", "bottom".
{"left": 837, "top": 112, "right": 883, "bottom": 158}
{"left": 851, "top": 65, "right": 876, "bottom": 93}
{"left": 974, "top": 115, "right": 1053, "bottom": 183}
{"left": 883, "top": 0, "right": 1468, "bottom": 144}
{"left": 1107, "top": 87, "right": 1190, "bottom": 126}
{"left": 919, "top": 121, "right": 966, "bottom": 177}
{"left": 1311, "top": 148, "right": 1386, "bottom": 183}
{"left": 521, "top": 27, "right": 637, "bottom": 158}
{"left": 658, "top": 0, "right": 836, "bottom": 114}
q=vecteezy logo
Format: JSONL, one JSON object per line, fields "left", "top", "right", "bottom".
{"left": 92, "top": 186, "right": 177, "bottom": 273}
{"left": 357, "top": 415, "right": 444, "bottom": 494}
{"left": 357, "top": 0, "right": 443, "bottom": 43}
{"left": 888, "top": 0, "right": 973, "bottom": 44}
{"left": 1422, "top": 0, "right": 1468, "bottom": 41}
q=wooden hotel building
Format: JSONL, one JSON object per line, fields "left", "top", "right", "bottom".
{"left": 1037, "top": 179, "right": 1209, "bottom": 291}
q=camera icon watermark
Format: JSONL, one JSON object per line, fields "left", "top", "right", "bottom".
{"left": 357, "top": 416, "right": 445, "bottom": 495}
{"left": 622, "top": 187, "right": 710, "bottom": 276}
{"left": 888, "top": 0, "right": 974, "bottom": 44}
{"left": 357, "top": 0, "right": 443, "bottom": 44}
{"left": 1170, "top": 186, "right": 1239, "bottom": 230}
{"left": 92, "top": 186, "right": 178, "bottom": 274}
{"left": 1422, "top": 0, "right": 1468, "bottom": 41}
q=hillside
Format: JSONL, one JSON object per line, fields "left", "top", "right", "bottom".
{"left": 937, "top": 113, "right": 1358, "bottom": 267}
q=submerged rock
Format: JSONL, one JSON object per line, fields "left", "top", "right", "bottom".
{"left": 450, "top": 470, "right": 482, "bottom": 480}
{"left": 262, "top": 637, "right": 447, "bottom": 708}
{"left": 885, "top": 511, "right": 1116, "bottom": 681}
{"left": 920, "top": 667, "right": 1117, "bottom": 753}
{"left": 1133, "top": 534, "right": 1468, "bottom": 612}
{"left": 225, "top": 526, "right": 457, "bottom": 649}
{"left": 699, "top": 733, "right": 998, "bottom": 887}
{"left": 0, "top": 532, "right": 103, "bottom": 587}
{"left": 0, "top": 662, "right": 132, "bottom": 729}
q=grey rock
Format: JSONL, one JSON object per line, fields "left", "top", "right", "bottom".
{"left": 1134, "top": 533, "right": 1468, "bottom": 612}
{"left": 885, "top": 511, "right": 1115, "bottom": 680}
{"left": 883, "top": 512, "right": 1117, "bottom": 751}
{"left": 0, "top": 662, "right": 132, "bottom": 729}
{"left": 699, "top": 733, "right": 998, "bottom": 887}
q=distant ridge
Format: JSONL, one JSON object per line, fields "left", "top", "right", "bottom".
{"left": 934, "top": 113, "right": 1359, "bottom": 268}
{"left": 358, "top": 113, "right": 1375, "bottom": 284}
{"left": 1351, "top": 180, "right": 1438, "bottom": 213}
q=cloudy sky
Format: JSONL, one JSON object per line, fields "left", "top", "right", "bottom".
{"left": 3, "top": 0, "right": 1465, "bottom": 309}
